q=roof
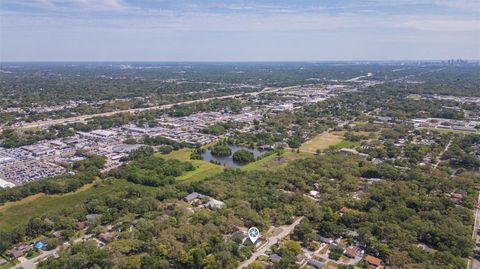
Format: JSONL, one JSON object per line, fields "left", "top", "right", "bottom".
{"left": 307, "top": 259, "right": 325, "bottom": 268}
{"left": 296, "top": 253, "right": 305, "bottom": 262}
{"left": 451, "top": 193, "right": 463, "bottom": 199}
{"left": 344, "top": 246, "right": 358, "bottom": 257}
{"left": 365, "top": 255, "right": 382, "bottom": 266}
{"left": 269, "top": 253, "right": 281, "bottom": 263}
{"left": 76, "top": 221, "right": 87, "bottom": 230}
{"left": 316, "top": 235, "right": 333, "bottom": 243}
{"left": 98, "top": 232, "right": 116, "bottom": 242}
{"left": 205, "top": 198, "right": 225, "bottom": 209}
{"left": 184, "top": 192, "right": 206, "bottom": 202}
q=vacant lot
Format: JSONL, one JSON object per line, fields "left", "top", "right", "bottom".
{"left": 0, "top": 180, "right": 144, "bottom": 231}
{"left": 242, "top": 151, "right": 312, "bottom": 172}
{"left": 300, "top": 132, "right": 344, "bottom": 153}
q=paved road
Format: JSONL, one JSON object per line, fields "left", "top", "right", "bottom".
{"left": 237, "top": 217, "right": 304, "bottom": 269}
{"left": 303, "top": 244, "right": 362, "bottom": 267}
{"left": 12, "top": 86, "right": 295, "bottom": 130}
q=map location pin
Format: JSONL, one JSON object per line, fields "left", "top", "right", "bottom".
{"left": 248, "top": 227, "right": 260, "bottom": 243}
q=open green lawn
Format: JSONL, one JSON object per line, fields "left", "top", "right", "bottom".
{"left": 242, "top": 150, "right": 313, "bottom": 172}
{"left": 300, "top": 132, "right": 344, "bottom": 153}
{"left": 0, "top": 180, "right": 150, "bottom": 232}
{"left": 0, "top": 261, "right": 18, "bottom": 269}
{"left": 158, "top": 149, "right": 224, "bottom": 181}
{"left": 334, "top": 140, "right": 362, "bottom": 149}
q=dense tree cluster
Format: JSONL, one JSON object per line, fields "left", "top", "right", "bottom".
{"left": 232, "top": 150, "right": 255, "bottom": 163}
{"left": 109, "top": 150, "right": 194, "bottom": 187}
{"left": 210, "top": 143, "right": 232, "bottom": 157}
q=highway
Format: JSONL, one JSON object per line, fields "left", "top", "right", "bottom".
{"left": 12, "top": 86, "right": 296, "bottom": 130}
{"left": 237, "top": 216, "right": 304, "bottom": 269}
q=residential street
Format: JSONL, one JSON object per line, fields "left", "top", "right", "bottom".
{"left": 237, "top": 217, "right": 304, "bottom": 269}
{"left": 470, "top": 193, "right": 480, "bottom": 269}
{"left": 10, "top": 234, "right": 93, "bottom": 269}
{"left": 433, "top": 139, "right": 452, "bottom": 169}
{"left": 302, "top": 244, "right": 362, "bottom": 266}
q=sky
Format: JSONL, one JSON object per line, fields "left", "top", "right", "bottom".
{"left": 0, "top": 0, "right": 479, "bottom": 61}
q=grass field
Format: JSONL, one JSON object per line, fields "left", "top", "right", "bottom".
{"left": 242, "top": 150, "right": 313, "bottom": 172}
{"left": 0, "top": 180, "right": 148, "bottom": 231}
{"left": 334, "top": 140, "right": 362, "bottom": 149}
{"left": 0, "top": 261, "right": 17, "bottom": 269}
{"left": 0, "top": 182, "right": 95, "bottom": 212}
{"left": 158, "top": 149, "right": 224, "bottom": 181}
{"left": 300, "top": 132, "right": 344, "bottom": 153}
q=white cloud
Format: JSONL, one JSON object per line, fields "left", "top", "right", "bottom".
{"left": 2, "top": 0, "right": 130, "bottom": 11}
{"left": 396, "top": 17, "right": 480, "bottom": 32}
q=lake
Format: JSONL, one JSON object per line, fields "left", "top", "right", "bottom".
{"left": 201, "top": 145, "right": 268, "bottom": 168}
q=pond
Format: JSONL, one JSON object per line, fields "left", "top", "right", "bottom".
{"left": 201, "top": 145, "right": 268, "bottom": 168}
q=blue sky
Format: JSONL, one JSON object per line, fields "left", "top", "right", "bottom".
{"left": 0, "top": 0, "right": 479, "bottom": 61}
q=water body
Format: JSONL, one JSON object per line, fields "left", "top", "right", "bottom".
{"left": 201, "top": 145, "right": 267, "bottom": 168}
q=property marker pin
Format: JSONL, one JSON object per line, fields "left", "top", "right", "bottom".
{"left": 248, "top": 227, "right": 260, "bottom": 243}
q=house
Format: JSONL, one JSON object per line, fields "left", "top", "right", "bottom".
{"left": 230, "top": 230, "right": 247, "bottom": 243}
{"left": 364, "top": 255, "right": 383, "bottom": 268}
{"left": 86, "top": 214, "right": 102, "bottom": 222}
{"left": 344, "top": 246, "right": 359, "bottom": 258}
{"left": 326, "top": 265, "right": 337, "bottom": 269}
{"left": 269, "top": 253, "right": 281, "bottom": 263}
{"left": 76, "top": 221, "right": 87, "bottom": 230}
{"left": 316, "top": 235, "right": 334, "bottom": 244}
{"left": 296, "top": 253, "right": 306, "bottom": 264}
{"left": 307, "top": 259, "right": 325, "bottom": 268}
{"left": 309, "top": 190, "right": 319, "bottom": 197}
{"left": 451, "top": 192, "right": 464, "bottom": 204}
{"left": 98, "top": 232, "right": 117, "bottom": 243}
{"left": 417, "top": 243, "right": 434, "bottom": 253}
{"left": 184, "top": 192, "right": 206, "bottom": 202}
{"left": 184, "top": 192, "right": 225, "bottom": 210}
{"left": 7, "top": 244, "right": 32, "bottom": 258}
{"left": 205, "top": 198, "right": 225, "bottom": 209}
{"left": 52, "top": 230, "right": 62, "bottom": 238}
{"left": 339, "top": 207, "right": 351, "bottom": 214}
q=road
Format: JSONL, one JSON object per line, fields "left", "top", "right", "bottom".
{"left": 302, "top": 243, "right": 362, "bottom": 267}
{"left": 470, "top": 193, "right": 480, "bottom": 269}
{"left": 433, "top": 139, "right": 452, "bottom": 169}
{"left": 10, "top": 234, "right": 93, "bottom": 269}
{"left": 237, "top": 216, "right": 304, "bottom": 269}
{"left": 12, "top": 86, "right": 296, "bottom": 130}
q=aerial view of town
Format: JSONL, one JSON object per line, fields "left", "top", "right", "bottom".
{"left": 0, "top": 1, "right": 479, "bottom": 269}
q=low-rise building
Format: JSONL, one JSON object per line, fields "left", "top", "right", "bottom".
{"left": 269, "top": 253, "right": 281, "bottom": 263}
{"left": 364, "top": 255, "right": 383, "bottom": 269}
{"left": 7, "top": 244, "right": 32, "bottom": 259}
{"left": 306, "top": 259, "right": 325, "bottom": 268}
